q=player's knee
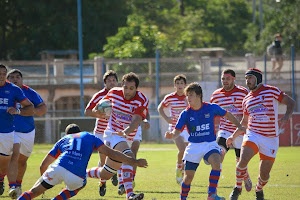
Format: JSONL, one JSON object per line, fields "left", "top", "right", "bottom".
{"left": 101, "top": 164, "right": 118, "bottom": 180}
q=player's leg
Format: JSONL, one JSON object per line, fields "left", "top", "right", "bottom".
{"left": 271, "top": 58, "right": 276, "bottom": 79}
{"left": 216, "top": 136, "right": 229, "bottom": 163}
{"left": 131, "top": 140, "right": 140, "bottom": 187}
{"left": 255, "top": 157, "right": 274, "bottom": 200}
{"left": 181, "top": 161, "right": 197, "bottom": 200}
{"left": 205, "top": 150, "right": 224, "bottom": 200}
{"left": 17, "top": 178, "right": 49, "bottom": 200}
{"left": 7, "top": 143, "right": 20, "bottom": 199}
{"left": 174, "top": 135, "right": 186, "bottom": 184}
{"left": 98, "top": 152, "right": 107, "bottom": 196}
{"left": 276, "top": 56, "right": 283, "bottom": 79}
{"left": 0, "top": 155, "right": 11, "bottom": 196}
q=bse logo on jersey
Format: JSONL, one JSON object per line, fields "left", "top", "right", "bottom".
{"left": 0, "top": 98, "right": 9, "bottom": 104}
{"left": 196, "top": 123, "right": 210, "bottom": 131}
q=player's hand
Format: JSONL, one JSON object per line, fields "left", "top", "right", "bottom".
{"left": 279, "top": 115, "right": 290, "bottom": 128}
{"left": 143, "top": 121, "right": 150, "bottom": 130}
{"left": 136, "top": 159, "right": 148, "bottom": 168}
{"left": 92, "top": 108, "right": 109, "bottom": 119}
{"left": 226, "top": 136, "right": 234, "bottom": 148}
{"left": 6, "top": 107, "right": 19, "bottom": 115}
{"left": 164, "top": 131, "right": 173, "bottom": 139}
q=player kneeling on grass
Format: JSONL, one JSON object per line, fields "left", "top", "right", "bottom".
{"left": 165, "top": 82, "right": 246, "bottom": 200}
{"left": 17, "top": 124, "right": 148, "bottom": 200}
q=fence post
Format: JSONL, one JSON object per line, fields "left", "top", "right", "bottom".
{"left": 291, "top": 45, "right": 295, "bottom": 106}
{"left": 245, "top": 53, "right": 256, "bottom": 69}
{"left": 201, "top": 56, "right": 211, "bottom": 81}
{"left": 218, "top": 57, "right": 222, "bottom": 88}
{"left": 155, "top": 49, "right": 161, "bottom": 142}
{"left": 53, "top": 59, "right": 64, "bottom": 84}
{"left": 94, "top": 56, "right": 103, "bottom": 84}
{"left": 264, "top": 54, "right": 267, "bottom": 84}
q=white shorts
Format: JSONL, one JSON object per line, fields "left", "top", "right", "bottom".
{"left": 133, "top": 126, "right": 142, "bottom": 142}
{"left": 217, "top": 130, "right": 243, "bottom": 149}
{"left": 0, "top": 132, "right": 14, "bottom": 156}
{"left": 180, "top": 129, "right": 189, "bottom": 143}
{"left": 94, "top": 132, "right": 104, "bottom": 141}
{"left": 243, "top": 129, "right": 279, "bottom": 159}
{"left": 14, "top": 129, "right": 35, "bottom": 157}
{"left": 104, "top": 130, "right": 127, "bottom": 149}
{"left": 183, "top": 141, "right": 221, "bottom": 165}
{"left": 43, "top": 164, "right": 86, "bottom": 191}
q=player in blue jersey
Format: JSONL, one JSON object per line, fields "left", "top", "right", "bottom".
{"left": 17, "top": 124, "right": 148, "bottom": 200}
{"left": 165, "top": 82, "right": 245, "bottom": 200}
{"left": 6, "top": 69, "right": 47, "bottom": 198}
{"left": 0, "top": 64, "right": 34, "bottom": 198}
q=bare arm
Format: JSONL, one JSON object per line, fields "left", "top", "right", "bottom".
{"left": 143, "top": 112, "right": 150, "bottom": 130}
{"left": 124, "top": 114, "right": 142, "bottom": 135}
{"left": 7, "top": 99, "right": 34, "bottom": 116}
{"left": 98, "top": 145, "right": 148, "bottom": 167}
{"left": 158, "top": 102, "right": 174, "bottom": 124}
{"left": 165, "top": 129, "right": 182, "bottom": 140}
{"left": 225, "top": 112, "right": 247, "bottom": 148}
{"left": 279, "top": 95, "right": 295, "bottom": 127}
{"left": 84, "top": 108, "right": 107, "bottom": 119}
{"left": 40, "top": 155, "right": 56, "bottom": 175}
{"left": 34, "top": 102, "right": 47, "bottom": 116}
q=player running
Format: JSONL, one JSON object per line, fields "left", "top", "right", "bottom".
{"left": 227, "top": 68, "right": 295, "bottom": 200}
{"left": 210, "top": 69, "right": 252, "bottom": 192}
{"left": 158, "top": 74, "right": 188, "bottom": 184}
{"left": 165, "top": 82, "right": 245, "bottom": 200}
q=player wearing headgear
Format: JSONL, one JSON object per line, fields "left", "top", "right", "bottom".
{"left": 17, "top": 124, "right": 148, "bottom": 200}
{"left": 210, "top": 69, "right": 252, "bottom": 192}
{"left": 165, "top": 82, "right": 246, "bottom": 200}
{"left": 227, "top": 68, "right": 295, "bottom": 200}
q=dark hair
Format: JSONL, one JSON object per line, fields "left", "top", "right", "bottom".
{"left": 122, "top": 72, "right": 139, "bottom": 88}
{"left": 65, "top": 123, "right": 81, "bottom": 134}
{"left": 222, "top": 69, "right": 235, "bottom": 77}
{"left": 174, "top": 74, "right": 187, "bottom": 84}
{"left": 7, "top": 69, "right": 23, "bottom": 78}
{"left": 245, "top": 68, "right": 263, "bottom": 85}
{"left": 0, "top": 64, "right": 8, "bottom": 72}
{"left": 185, "top": 82, "right": 203, "bottom": 101}
{"left": 103, "top": 70, "right": 118, "bottom": 83}
{"left": 274, "top": 33, "right": 282, "bottom": 39}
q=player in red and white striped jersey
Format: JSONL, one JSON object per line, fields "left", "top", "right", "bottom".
{"left": 84, "top": 70, "right": 119, "bottom": 195}
{"left": 158, "top": 74, "right": 188, "bottom": 184}
{"left": 210, "top": 69, "right": 252, "bottom": 192}
{"left": 101, "top": 72, "right": 148, "bottom": 200}
{"left": 227, "top": 68, "right": 295, "bottom": 200}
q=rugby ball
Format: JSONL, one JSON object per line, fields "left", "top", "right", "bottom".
{"left": 97, "top": 99, "right": 112, "bottom": 116}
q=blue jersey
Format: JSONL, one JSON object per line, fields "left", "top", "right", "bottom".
{"left": 14, "top": 85, "right": 44, "bottom": 133}
{"left": 0, "top": 81, "right": 28, "bottom": 133}
{"left": 48, "top": 131, "right": 104, "bottom": 178}
{"left": 175, "top": 102, "right": 227, "bottom": 143}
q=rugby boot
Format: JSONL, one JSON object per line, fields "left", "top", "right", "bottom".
{"left": 229, "top": 187, "right": 241, "bottom": 200}
{"left": 111, "top": 173, "right": 118, "bottom": 186}
{"left": 15, "top": 186, "right": 22, "bottom": 198}
{"left": 244, "top": 172, "right": 252, "bottom": 192}
{"left": 118, "top": 184, "right": 125, "bottom": 195}
{"left": 9, "top": 186, "right": 17, "bottom": 199}
{"left": 98, "top": 182, "right": 106, "bottom": 196}
{"left": 207, "top": 193, "right": 225, "bottom": 200}
{"left": 176, "top": 168, "right": 183, "bottom": 184}
{"left": 128, "top": 192, "right": 144, "bottom": 200}
{"left": 256, "top": 190, "right": 264, "bottom": 200}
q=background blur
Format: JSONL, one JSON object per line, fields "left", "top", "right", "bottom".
{"left": 1, "top": 0, "right": 299, "bottom": 145}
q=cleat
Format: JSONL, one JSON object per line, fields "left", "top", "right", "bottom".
{"left": 0, "top": 182, "right": 4, "bottom": 195}
{"left": 256, "top": 190, "right": 264, "bottom": 200}
{"left": 118, "top": 184, "right": 125, "bottom": 195}
{"left": 15, "top": 187, "right": 22, "bottom": 198}
{"left": 128, "top": 192, "right": 144, "bottom": 200}
{"left": 207, "top": 193, "right": 225, "bottom": 200}
{"left": 176, "top": 168, "right": 183, "bottom": 184}
{"left": 9, "top": 186, "right": 17, "bottom": 199}
{"left": 244, "top": 172, "right": 252, "bottom": 192}
{"left": 98, "top": 182, "right": 106, "bottom": 197}
{"left": 229, "top": 187, "right": 241, "bottom": 200}
{"left": 111, "top": 173, "right": 118, "bottom": 186}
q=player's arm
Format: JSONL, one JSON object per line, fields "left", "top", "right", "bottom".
{"left": 143, "top": 112, "right": 150, "bottom": 130}
{"left": 124, "top": 114, "right": 143, "bottom": 135}
{"left": 7, "top": 99, "right": 34, "bottom": 116}
{"left": 39, "top": 154, "right": 56, "bottom": 175}
{"left": 279, "top": 95, "right": 295, "bottom": 126}
{"left": 165, "top": 129, "right": 181, "bottom": 140}
{"left": 34, "top": 102, "right": 47, "bottom": 116}
{"left": 85, "top": 108, "right": 107, "bottom": 119}
{"left": 98, "top": 145, "right": 148, "bottom": 167}
{"left": 225, "top": 112, "right": 246, "bottom": 148}
{"left": 158, "top": 101, "right": 173, "bottom": 124}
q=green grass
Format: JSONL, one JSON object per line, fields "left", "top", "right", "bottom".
{"left": 1, "top": 144, "right": 300, "bottom": 200}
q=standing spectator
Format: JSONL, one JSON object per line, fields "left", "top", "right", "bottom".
{"left": 86, "top": 72, "right": 149, "bottom": 200}
{"left": 158, "top": 74, "right": 189, "bottom": 184}
{"left": 227, "top": 68, "right": 295, "bottom": 200}
{"left": 17, "top": 124, "right": 148, "bottom": 200}
{"left": 210, "top": 69, "right": 252, "bottom": 192}
{"left": 268, "top": 33, "right": 283, "bottom": 79}
{"left": 0, "top": 64, "right": 33, "bottom": 198}
{"left": 165, "top": 82, "right": 245, "bottom": 200}
{"left": 84, "top": 70, "right": 119, "bottom": 196}
{"left": 6, "top": 69, "right": 47, "bottom": 198}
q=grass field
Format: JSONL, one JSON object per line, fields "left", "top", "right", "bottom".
{"left": 1, "top": 144, "right": 300, "bottom": 200}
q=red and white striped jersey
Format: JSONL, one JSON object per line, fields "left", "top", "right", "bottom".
{"left": 104, "top": 88, "right": 149, "bottom": 141}
{"left": 86, "top": 88, "right": 109, "bottom": 134}
{"left": 242, "top": 84, "right": 286, "bottom": 137}
{"left": 210, "top": 85, "right": 248, "bottom": 134}
{"left": 161, "top": 92, "right": 188, "bottom": 130}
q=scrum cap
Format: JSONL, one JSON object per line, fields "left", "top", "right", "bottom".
{"left": 245, "top": 68, "right": 262, "bottom": 85}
